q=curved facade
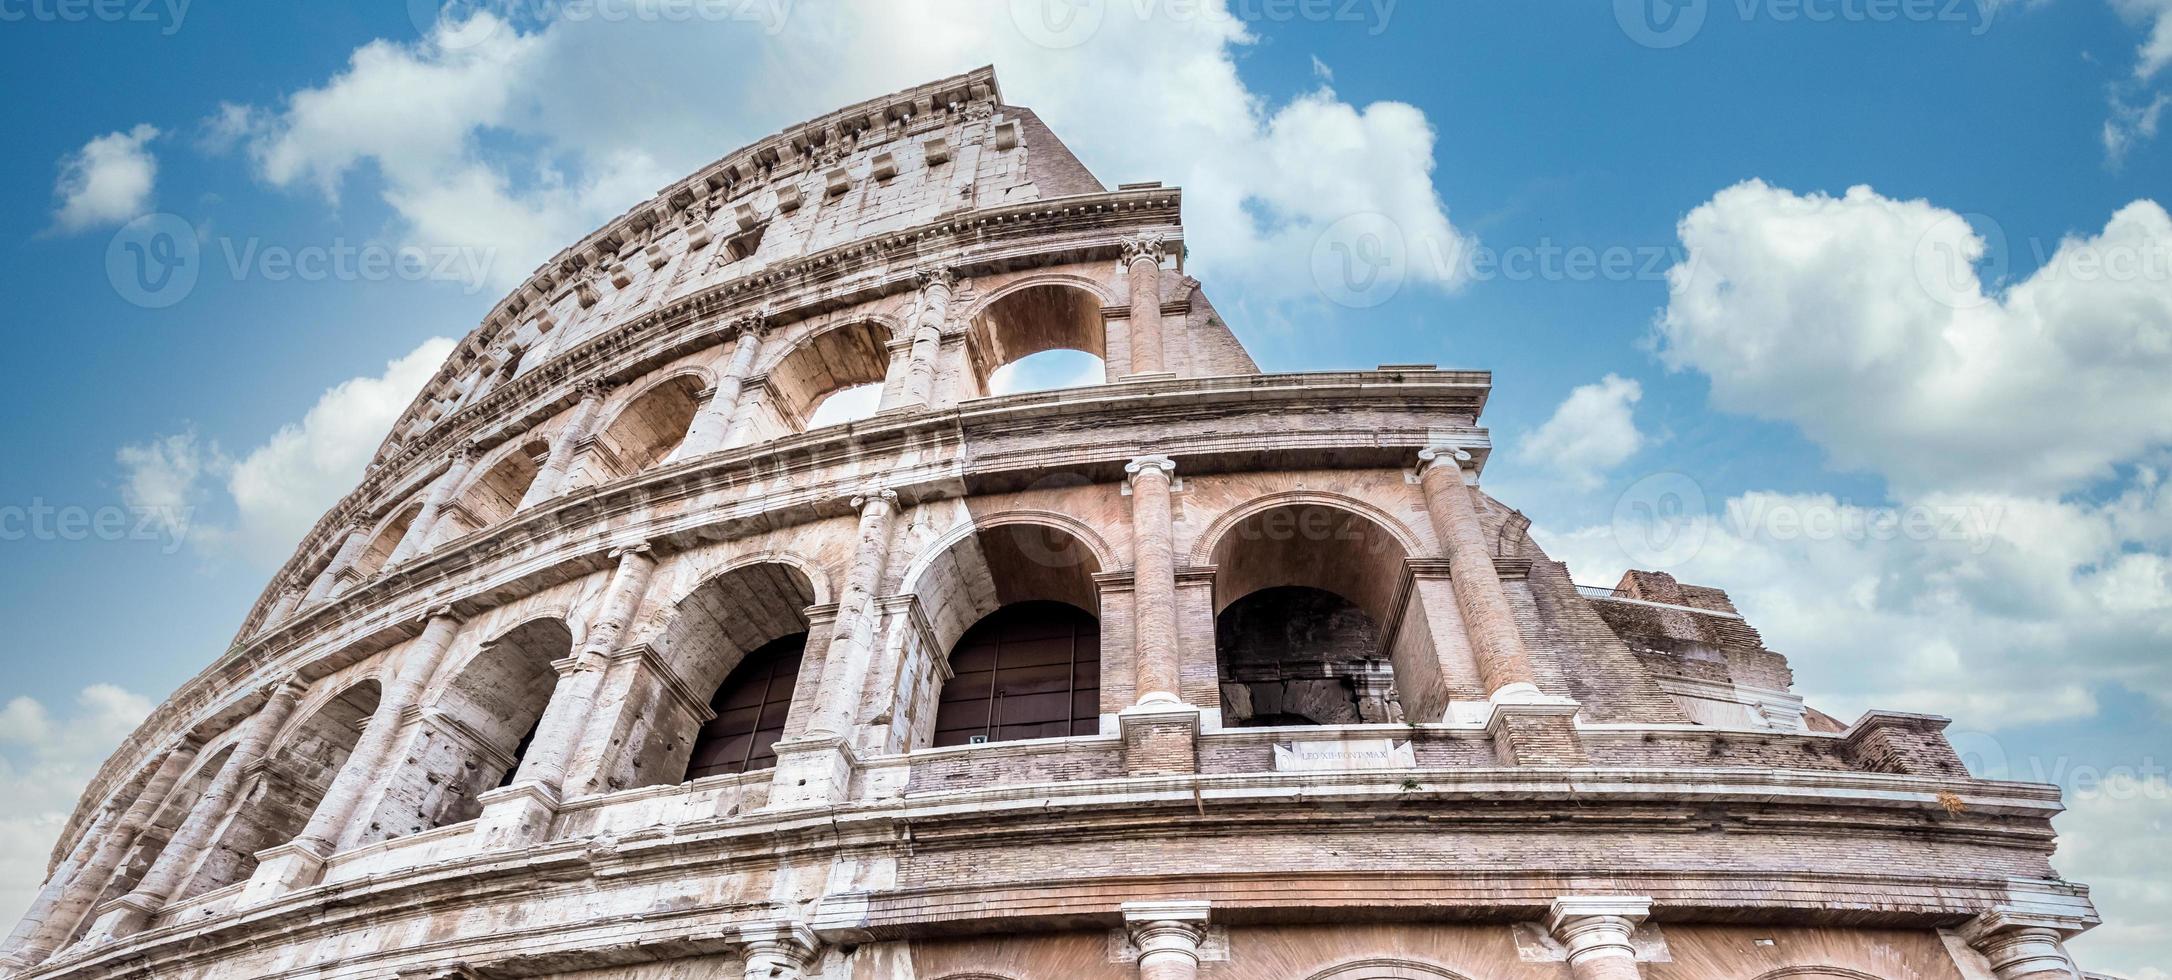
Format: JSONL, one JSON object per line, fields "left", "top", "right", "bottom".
{"left": 0, "top": 68, "right": 2099, "bottom": 980}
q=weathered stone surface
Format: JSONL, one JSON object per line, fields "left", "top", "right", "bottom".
{"left": 4, "top": 67, "right": 2097, "bottom": 980}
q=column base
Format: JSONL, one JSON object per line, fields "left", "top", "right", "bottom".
{"left": 1484, "top": 698, "right": 1586, "bottom": 765}
{"left": 1118, "top": 701, "right": 1201, "bottom": 776}
{"left": 767, "top": 733, "right": 859, "bottom": 808}
{"left": 238, "top": 839, "right": 332, "bottom": 907}
{"left": 476, "top": 780, "right": 563, "bottom": 849}
{"left": 81, "top": 893, "right": 160, "bottom": 946}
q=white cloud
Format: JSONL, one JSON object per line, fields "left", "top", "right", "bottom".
{"left": 122, "top": 338, "right": 456, "bottom": 567}
{"left": 1517, "top": 374, "right": 1645, "bottom": 490}
{"left": 1652, "top": 181, "right": 2172, "bottom": 495}
{"left": 2104, "top": 90, "right": 2169, "bottom": 168}
{"left": 2114, "top": 0, "right": 2172, "bottom": 81}
{"left": 49, "top": 124, "right": 160, "bottom": 234}
{"left": 1538, "top": 474, "right": 2172, "bottom": 727}
{"left": 220, "top": 2, "right": 1472, "bottom": 298}
{"left": 115, "top": 427, "right": 228, "bottom": 538}
{"left": 2056, "top": 774, "right": 2172, "bottom": 978}
{"left": 0, "top": 686, "right": 153, "bottom": 929}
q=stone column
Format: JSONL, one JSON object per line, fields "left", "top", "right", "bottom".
{"left": 479, "top": 545, "right": 657, "bottom": 846}
{"left": 736, "top": 922, "right": 817, "bottom": 980}
{"left": 1415, "top": 446, "right": 1539, "bottom": 700}
{"left": 261, "top": 578, "right": 303, "bottom": 626}
{"left": 1125, "top": 456, "right": 1181, "bottom": 704}
{"left": 1122, "top": 235, "right": 1168, "bottom": 375}
{"left": 1963, "top": 912, "right": 2084, "bottom": 980}
{"left": 520, "top": 380, "right": 609, "bottom": 510}
{"left": 1122, "top": 900, "right": 1210, "bottom": 980}
{"left": 83, "top": 680, "right": 304, "bottom": 944}
{"left": 804, "top": 490, "right": 899, "bottom": 740}
{"left": 1549, "top": 896, "right": 1651, "bottom": 980}
{"left": 242, "top": 609, "right": 463, "bottom": 903}
{"left": 0, "top": 804, "right": 116, "bottom": 972}
{"left": 302, "top": 523, "right": 371, "bottom": 603}
{"left": 388, "top": 445, "right": 480, "bottom": 566}
{"left": 886, "top": 269, "right": 953, "bottom": 410}
{"left": 0, "top": 743, "right": 197, "bottom": 968}
{"left": 677, "top": 317, "right": 766, "bottom": 458}
{"left": 770, "top": 490, "right": 897, "bottom": 805}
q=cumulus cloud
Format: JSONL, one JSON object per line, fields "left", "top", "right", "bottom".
{"left": 1517, "top": 374, "right": 1645, "bottom": 489}
{"left": 216, "top": 2, "right": 1472, "bottom": 298}
{"left": 50, "top": 124, "right": 160, "bottom": 234}
{"left": 120, "top": 338, "right": 455, "bottom": 567}
{"left": 2055, "top": 774, "right": 2172, "bottom": 977}
{"left": 0, "top": 686, "right": 153, "bottom": 928}
{"left": 1539, "top": 477, "right": 2172, "bottom": 727}
{"left": 1652, "top": 181, "right": 2172, "bottom": 495}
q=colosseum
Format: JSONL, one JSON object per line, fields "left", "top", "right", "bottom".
{"left": 0, "top": 67, "right": 2101, "bottom": 980}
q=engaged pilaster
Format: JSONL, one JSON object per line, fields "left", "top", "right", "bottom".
{"left": 1549, "top": 896, "right": 1652, "bottom": 980}
{"left": 679, "top": 314, "right": 766, "bottom": 457}
{"left": 1122, "top": 235, "right": 1169, "bottom": 376}
{"left": 736, "top": 921, "right": 817, "bottom": 980}
{"left": 1414, "top": 446, "right": 1539, "bottom": 701}
{"left": 1125, "top": 455, "right": 1181, "bottom": 704}
{"left": 886, "top": 268, "right": 953, "bottom": 410}
{"left": 479, "top": 544, "right": 657, "bottom": 847}
{"left": 302, "top": 522, "right": 372, "bottom": 602}
{"left": 1122, "top": 900, "right": 1210, "bottom": 980}
{"left": 84, "top": 678, "right": 304, "bottom": 944}
{"left": 520, "top": 379, "right": 610, "bottom": 509}
{"left": 242, "top": 608, "right": 463, "bottom": 904}
{"left": 1962, "top": 911, "right": 2085, "bottom": 980}
{"left": 389, "top": 443, "right": 481, "bottom": 565}
{"left": 770, "top": 489, "right": 898, "bottom": 805}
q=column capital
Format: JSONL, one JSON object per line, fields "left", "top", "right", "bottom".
{"left": 732, "top": 309, "right": 770, "bottom": 339}
{"left": 448, "top": 439, "right": 484, "bottom": 465}
{"left": 914, "top": 266, "right": 958, "bottom": 292}
{"left": 1415, "top": 444, "right": 1473, "bottom": 475}
{"left": 736, "top": 920, "right": 817, "bottom": 980}
{"left": 424, "top": 604, "right": 464, "bottom": 624}
{"left": 1123, "top": 899, "right": 1210, "bottom": 967}
{"left": 1961, "top": 910, "right": 2086, "bottom": 979}
{"left": 1125, "top": 454, "right": 1178, "bottom": 480}
{"left": 1549, "top": 895, "right": 1650, "bottom": 974}
{"left": 1121, "top": 232, "right": 1169, "bottom": 266}
{"left": 606, "top": 541, "right": 656, "bottom": 562}
{"left": 850, "top": 488, "right": 900, "bottom": 512}
{"left": 574, "top": 377, "right": 612, "bottom": 400}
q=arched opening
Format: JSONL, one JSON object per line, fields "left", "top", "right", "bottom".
{"left": 181, "top": 681, "right": 381, "bottom": 900}
{"left": 684, "top": 632, "right": 806, "bottom": 780}
{"left": 987, "top": 348, "right": 1107, "bottom": 396}
{"left": 650, "top": 561, "right": 819, "bottom": 789}
{"left": 589, "top": 375, "right": 705, "bottom": 481}
{"left": 1304, "top": 960, "right": 1475, "bottom": 980}
{"left": 967, "top": 283, "right": 1108, "bottom": 396}
{"left": 918, "top": 522, "right": 1107, "bottom": 749}
{"left": 89, "top": 745, "right": 232, "bottom": 916}
{"left": 1209, "top": 503, "right": 1415, "bottom": 728}
{"left": 443, "top": 440, "right": 548, "bottom": 536}
{"left": 932, "top": 600, "right": 1100, "bottom": 746}
{"left": 350, "top": 501, "right": 422, "bottom": 582}
{"left": 804, "top": 382, "right": 882, "bottom": 428}
{"left": 366, "top": 618, "right": 570, "bottom": 842}
{"left": 766, "top": 321, "right": 894, "bottom": 435}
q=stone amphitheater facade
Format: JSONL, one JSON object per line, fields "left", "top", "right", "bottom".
{"left": 1, "top": 68, "right": 2101, "bottom": 980}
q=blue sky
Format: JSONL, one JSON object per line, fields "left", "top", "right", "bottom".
{"left": 1, "top": 0, "right": 2168, "bottom": 972}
